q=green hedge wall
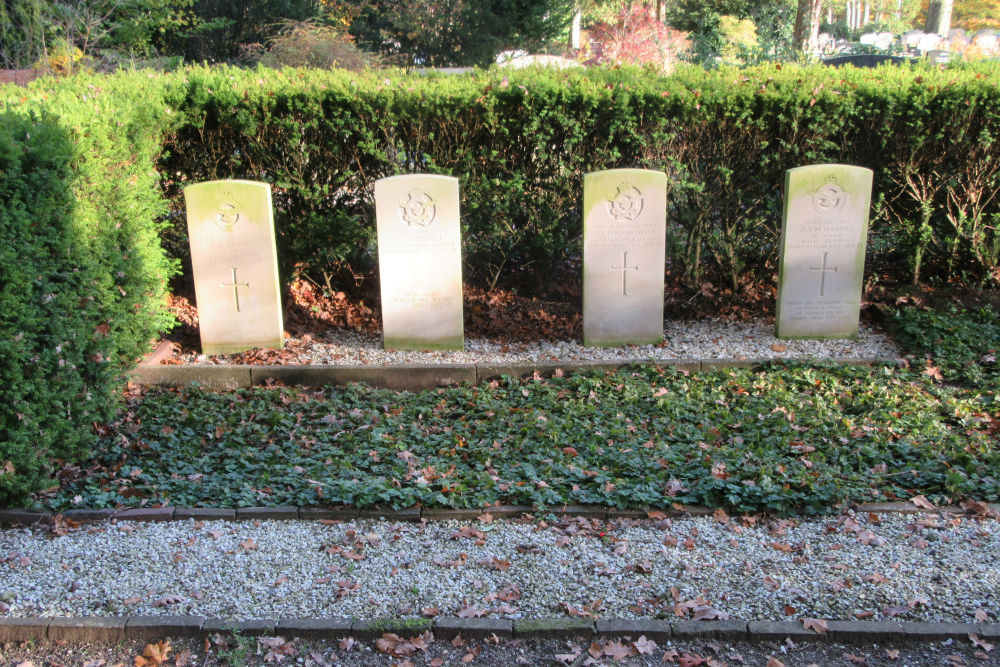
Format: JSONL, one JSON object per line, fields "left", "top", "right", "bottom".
{"left": 1, "top": 61, "right": 998, "bottom": 504}
{"left": 160, "top": 61, "right": 1000, "bottom": 291}
{"left": 0, "top": 74, "right": 177, "bottom": 505}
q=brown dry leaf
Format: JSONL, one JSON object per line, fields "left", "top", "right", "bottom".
{"left": 884, "top": 605, "right": 909, "bottom": 617}
{"left": 430, "top": 659, "right": 445, "bottom": 667}
{"left": 457, "top": 605, "right": 488, "bottom": 618}
{"left": 766, "top": 658, "right": 785, "bottom": 667}
{"left": 239, "top": 538, "right": 257, "bottom": 552}
{"left": 589, "top": 642, "right": 603, "bottom": 659}
{"left": 802, "top": 618, "right": 828, "bottom": 634}
{"left": 910, "top": 495, "right": 936, "bottom": 510}
{"left": 173, "top": 649, "right": 192, "bottom": 667}
{"left": 553, "top": 651, "right": 580, "bottom": 665}
{"left": 692, "top": 605, "right": 729, "bottom": 621}
{"left": 770, "top": 542, "right": 793, "bottom": 552}
{"left": 712, "top": 508, "right": 729, "bottom": 524}
{"left": 450, "top": 635, "right": 466, "bottom": 648}
{"left": 422, "top": 606, "right": 441, "bottom": 617}
{"left": 152, "top": 595, "right": 183, "bottom": 608}
{"left": 604, "top": 641, "right": 636, "bottom": 661}
{"left": 489, "top": 557, "right": 511, "bottom": 571}
{"left": 134, "top": 640, "right": 171, "bottom": 667}
{"left": 975, "top": 609, "right": 990, "bottom": 622}
{"left": 885, "top": 648, "right": 900, "bottom": 660}
{"left": 970, "top": 634, "right": 994, "bottom": 651}
{"left": 338, "top": 637, "right": 356, "bottom": 651}
{"left": 633, "top": 636, "right": 658, "bottom": 655}
{"left": 678, "top": 653, "right": 707, "bottom": 667}
{"left": 662, "top": 647, "right": 680, "bottom": 662}
{"left": 770, "top": 343, "right": 787, "bottom": 353}
{"left": 844, "top": 654, "right": 868, "bottom": 665}
{"left": 462, "top": 653, "right": 474, "bottom": 663}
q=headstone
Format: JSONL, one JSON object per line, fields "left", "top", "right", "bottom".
{"left": 375, "top": 174, "right": 464, "bottom": 351}
{"left": 917, "top": 32, "right": 942, "bottom": 51}
{"left": 823, "top": 54, "right": 907, "bottom": 68}
{"left": 859, "top": 32, "right": 878, "bottom": 45}
{"left": 927, "top": 49, "right": 951, "bottom": 63}
{"left": 974, "top": 32, "right": 998, "bottom": 52}
{"left": 184, "top": 180, "right": 284, "bottom": 355}
{"left": 875, "top": 32, "right": 895, "bottom": 50}
{"left": 776, "top": 164, "right": 873, "bottom": 339}
{"left": 582, "top": 169, "right": 667, "bottom": 347}
{"left": 903, "top": 30, "right": 924, "bottom": 48}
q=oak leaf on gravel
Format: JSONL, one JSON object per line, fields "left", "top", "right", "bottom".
{"left": 633, "top": 636, "right": 657, "bottom": 654}
{"left": 677, "top": 653, "right": 706, "bottom": 667}
{"left": 604, "top": 641, "right": 636, "bottom": 660}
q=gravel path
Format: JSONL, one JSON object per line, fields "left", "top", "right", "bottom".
{"left": 176, "top": 319, "right": 900, "bottom": 365}
{"left": 2, "top": 512, "right": 995, "bottom": 623}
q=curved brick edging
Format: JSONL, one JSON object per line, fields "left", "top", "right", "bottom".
{"left": 0, "top": 615, "right": 997, "bottom": 645}
{"left": 1, "top": 501, "right": 998, "bottom": 528}
{"left": 128, "top": 357, "right": 900, "bottom": 391}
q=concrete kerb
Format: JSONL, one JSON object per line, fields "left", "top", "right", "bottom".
{"left": 128, "top": 357, "right": 907, "bottom": 392}
{"left": 0, "top": 617, "right": 997, "bottom": 644}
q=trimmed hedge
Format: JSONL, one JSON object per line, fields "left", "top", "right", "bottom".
{"left": 159, "top": 61, "right": 1000, "bottom": 291}
{"left": 0, "top": 74, "right": 177, "bottom": 504}
{"left": 1, "top": 61, "right": 999, "bottom": 504}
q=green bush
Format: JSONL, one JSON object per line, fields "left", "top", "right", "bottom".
{"left": 0, "top": 73, "right": 177, "bottom": 505}
{"left": 158, "top": 61, "right": 1000, "bottom": 292}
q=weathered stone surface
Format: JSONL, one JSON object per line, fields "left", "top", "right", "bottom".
{"left": 359, "top": 506, "right": 421, "bottom": 522}
{"left": 184, "top": 180, "right": 283, "bottom": 356}
{"left": 422, "top": 509, "right": 486, "bottom": 521}
{"left": 747, "top": 620, "right": 817, "bottom": 641}
{"left": 671, "top": 620, "right": 748, "bottom": 639}
{"left": 375, "top": 174, "right": 464, "bottom": 351}
{"left": 595, "top": 619, "right": 671, "bottom": 639}
{"left": 60, "top": 508, "right": 114, "bottom": 522}
{"left": 433, "top": 617, "right": 513, "bottom": 639}
{"left": 900, "top": 621, "right": 986, "bottom": 640}
{"left": 299, "top": 506, "right": 360, "bottom": 521}
{"left": 174, "top": 508, "right": 237, "bottom": 521}
{"left": 113, "top": 507, "right": 174, "bottom": 522}
{"left": 776, "top": 164, "right": 873, "bottom": 339}
{"left": 251, "top": 364, "right": 475, "bottom": 391}
{"left": 0, "top": 510, "right": 49, "bottom": 526}
{"left": 129, "top": 365, "right": 252, "bottom": 390}
{"left": 48, "top": 616, "right": 126, "bottom": 643}
{"left": 352, "top": 618, "right": 433, "bottom": 639}
{"left": 825, "top": 620, "right": 903, "bottom": 642}
{"left": 125, "top": 615, "right": 205, "bottom": 640}
{"left": 235, "top": 506, "right": 298, "bottom": 521}
{"left": 583, "top": 169, "right": 668, "bottom": 347}
{"left": 513, "top": 618, "right": 595, "bottom": 639}
{"left": 0, "top": 617, "right": 50, "bottom": 642}
{"left": 275, "top": 618, "right": 353, "bottom": 639}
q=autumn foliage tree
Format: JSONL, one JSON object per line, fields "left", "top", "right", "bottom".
{"left": 584, "top": 4, "right": 690, "bottom": 70}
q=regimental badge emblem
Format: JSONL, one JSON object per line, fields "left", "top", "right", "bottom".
{"left": 812, "top": 177, "right": 848, "bottom": 213}
{"left": 214, "top": 191, "right": 242, "bottom": 233}
{"left": 398, "top": 189, "right": 436, "bottom": 228}
{"left": 607, "top": 183, "right": 644, "bottom": 222}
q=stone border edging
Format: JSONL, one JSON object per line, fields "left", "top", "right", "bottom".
{"left": 128, "top": 357, "right": 900, "bottom": 391}
{"left": 2, "top": 501, "right": 998, "bottom": 528}
{"left": 1, "top": 615, "right": 998, "bottom": 645}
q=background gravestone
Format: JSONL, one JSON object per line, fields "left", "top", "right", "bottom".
{"left": 375, "top": 174, "right": 464, "bottom": 351}
{"left": 184, "top": 180, "right": 283, "bottom": 355}
{"left": 776, "top": 164, "right": 873, "bottom": 339}
{"left": 583, "top": 169, "right": 668, "bottom": 347}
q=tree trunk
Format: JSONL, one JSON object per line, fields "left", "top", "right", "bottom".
{"left": 793, "top": 0, "right": 823, "bottom": 53}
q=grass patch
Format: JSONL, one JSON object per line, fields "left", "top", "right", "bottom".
{"left": 45, "top": 362, "right": 998, "bottom": 515}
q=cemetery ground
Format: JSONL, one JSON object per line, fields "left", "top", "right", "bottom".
{"left": 1, "top": 290, "right": 998, "bottom": 666}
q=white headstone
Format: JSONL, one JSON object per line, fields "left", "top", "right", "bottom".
{"left": 903, "top": 30, "right": 924, "bottom": 47}
{"left": 776, "top": 165, "right": 873, "bottom": 339}
{"left": 874, "top": 32, "right": 894, "bottom": 50}
{"left": 917, "top": 32, "right": 942, "bottom": 51}
{"left": 859, "top": 32, "right": 878, "bottom": 45}
{"left": 375, "top": 174, "right": 464, "bottom": 351}
{"left": 583, "top": 169, "right": 667, "bottom": 347}
{"left": 184, "top": 180, "right": 284, "bottom": 355}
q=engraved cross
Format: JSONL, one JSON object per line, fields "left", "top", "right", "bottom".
{"left": 610, "top": 251, "right": 639, "bottom": 296}
{"left": 809, "top": 252, "right": 838, "bottom": 298}
{"left": 221, "top": 267, "right": 249, "bottom": 313}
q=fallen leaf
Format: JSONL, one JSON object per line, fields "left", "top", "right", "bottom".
{"left": 885, "top": 648, "right": 900, "bottom": 660}
{"left": 910, "top": 495, "right": 935, "bottom": 510}
{"left": 82, "top": 660, "right": 106, "bottom": 667}
{"left": 633, "top": 636, "right": 657, "bottom": 654}
{"left": 844, "top": 653, "right": 867, "bottom": 665}
{"left": 802, "top": 618, "right": 828, "bottom": 634}
{"left": 604, "top": 641, "right": 636, "bottom": 660}
{"left": 239, "top": 538, "right": 257, "bottom": 551}
{"left": 970, "top": 634, "right": 994, "bottom": 651}
{"left": 174, "top": 649, "right": 193, "bottom": 667}
{"left": 134, "top": 640, "right": 171, "bottom": 666}
{"left": 770, "top": 343, "right": 787, "bottom": 353}
{"left": 430, "top": 659, "right": 444, "bottom": 667}
{"left": 766, "top": 658, "right": 785, "bottom": 667}
{"left": 678, "top": 653, "right": 706, "bottom": 667}
{"left": 975, "top": 609, "right": 990, "bottom": 622}
{"left": 152, "top": 594, "right": 183, "bottom": 608}
{"left": 338, "top": 637, "right": 356, "bottom": 651}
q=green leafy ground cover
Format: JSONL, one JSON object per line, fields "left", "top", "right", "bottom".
{"left": 894, "top": 304, "right": 1000, "bottom": 387}
{"left": 48, "top": 355, "right": 998, "bottom": 515}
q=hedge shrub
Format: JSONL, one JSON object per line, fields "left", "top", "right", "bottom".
{"left": 159, "top": 61, "right": 1000, "bottom": 291}
{"left": 0, "top": 74, "right": 177, "bottom": 505}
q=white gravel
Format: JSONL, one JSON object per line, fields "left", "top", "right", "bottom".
{"left": 1, "top": 512, "right": 996, "bottom": 623}
{"left": 178, "top": 319, "right": 900, "bottom": 366}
